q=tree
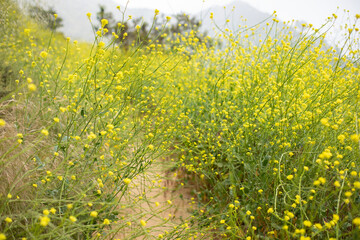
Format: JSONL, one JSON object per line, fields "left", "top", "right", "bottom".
{"left": 94, "top": 5, "right": 210, "bottom": 50}
{"left": 95, "top": 5, "right": 115, "bottom": 35}
{"left": 28, "top": 5, "right": 63, "bottom": 31}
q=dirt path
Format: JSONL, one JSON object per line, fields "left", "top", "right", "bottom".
{"left": 114, "top": 158, "right": 193, "bottom": 239}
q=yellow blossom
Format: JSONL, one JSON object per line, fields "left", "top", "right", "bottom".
{"left": 0, "top": 119, "right": 6, "bottom": 127}
{"left": 28, "top": 83, "right": 37, "bottom": 92}
{"left": 353, "top": 217, "right": 360, "bottom": 225}
{"left": 123, "top": 178, "right": 131, "bottom": 185}
{"left": 40, "top": 51, "right": 48, "bottom": 58}
{"left": 39, "top": 216, "right": 50, "bottom": 226}
{"left": 303, "top": 220, "right": 312, "bottom": 227}
{"left": 90, "top": 211, "right": 98, "bottom": 217}
{"left": 41, "top": 129, "right": 49, "bottom": 136}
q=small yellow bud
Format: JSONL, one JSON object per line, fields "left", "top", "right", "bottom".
{"left": 69, "top": 216, "right": 77, "bottom": 222}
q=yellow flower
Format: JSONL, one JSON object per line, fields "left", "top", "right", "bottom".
{"left": 123, "top": 178, "right": 131, "bottom": 185}
{"left": 86, "top": 13, "right": 91, "bottom": 18}
{"left": 320, "top": 118, "right": 330, "bottom": 127}
{"left": 101, "top": 19, "right": 108, "bottom": 27}
{"left": 351, "top": 134, "right": 359, "bottom": 142}
{"left": 140, "top": 219, "right": 147, "bottom": 226}
{"left": 0, "top": 233, "right": 6, "bottom": 240}
{"left": 287, "top": 175, "right": 294, "bottom": 180}
{"left": 41, "top": 129, "right": 49, "bottom": 136}
{"left": 43, "top": 209, "right": 49, "bottom": 216}
{"left": 354, "top": 181, "right": 360, "bottom": 189}
{"left": 318, "top": 177, "right": 326, "bottom": 184}
{"left": 353, "top": 217, "right": 360, "bottom": 225}
{"left": 98, "top": 41, "right": 105, "bottom": 48}
{"left": 103, "top": 218, "right": 110, "bottom": 225}
{"left": 267, "top": 208, "right": 274, "bottom": 214}
{"left": 333, "top": 181, "right": 340, "bottom": 187}
{"left": 40, "top": 51, "right": 48, "bottom": 58}
{"left": 39, "top": 216, "right": 50, "bottom": 226}
{"left": 53, "top": 117, "right": 60, "bottom": 123}
{"left": 50, "top": 208, "right": 56, "bottom": 214}
{"left": 90, "top": 211, "right": 98, "bottom": 217}
{"left": 314, "top": 223, "right": 322, "bottom": 229}
{"left": 28, "top": 83, "right": 37, "bottom": 92}
{"left": 0, "top": 119, "right": 6, "bottom": 127}
{"left": 303, "top": 220, "right": 312, "bottom": 227}
{"left": 5, "top": 217, "right": 12, "bottom": 223}
{"left": 87, "top": 132, "right": 96, "bottom": 140}
{"left": 155, "top": 9, "right": 159, "bottom": 16}
{"left": 337, "top": 134, "right": 346, "bottom": 143}
{"left": 69, "top": 216, "right": 77, "bottom": 222}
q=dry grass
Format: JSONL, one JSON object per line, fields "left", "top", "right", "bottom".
{"left": 0, "top": 99, "right": 56, "bottom": 211}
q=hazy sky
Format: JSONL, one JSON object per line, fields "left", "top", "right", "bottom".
{"left": 114, "top": 0, "right": 360, "bottom": 27}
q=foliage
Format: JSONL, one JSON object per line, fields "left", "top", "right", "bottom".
{"left": 28, "top": 5, "right": 63, "bottom": 31}
{"left": 94, "top": 5, "right": 209, "bottom": 49}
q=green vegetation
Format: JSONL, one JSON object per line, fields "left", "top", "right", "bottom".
{"left": 1, "top": 1, "right": 360, "bottom": 239}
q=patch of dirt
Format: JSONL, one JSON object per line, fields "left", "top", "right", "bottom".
{"left": 113, "top": 159, "right": 193, "bottom": 240}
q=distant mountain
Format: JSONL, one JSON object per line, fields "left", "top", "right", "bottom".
{"left": 198, "top": 1, "right": 272, "bottom": 35}
{"left": 19, "top": 0, "right": 295, "bottom": 43}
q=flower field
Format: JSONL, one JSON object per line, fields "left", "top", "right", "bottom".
{"left": 1, "top": 1, "right": 360, "bottom": 239}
